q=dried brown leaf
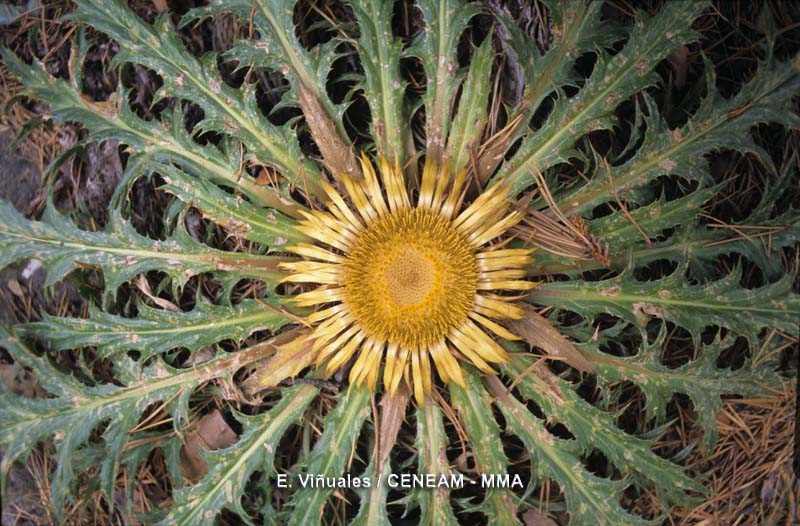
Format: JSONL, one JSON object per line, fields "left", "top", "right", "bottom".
{"left": 475, "top": 113, "right": 525, "bottom": 185}
{"left": 180, "top": 409, "right": 239, "bottom": 482}
{"left": 1, "top": 363, "right": 41, "bottom": 397}
{"left": 135, "top": 274, "right": 179, "bottom": 312}
{"left": 6, "top": 278, "right": 24, "bottom": 298}
{"left": 505, "top": 306, "right": 595, "bottom": 374}
{"left": 668, "top": 46, "right": 690, "bottom": 89}
{"left": 376, "top": 385, "right": 410, "bottom": 472}
{"left": 522, "top": 509, "right": 558, "bottom": 526}
{"left": 151, "top": 0, "right": 168, "bottom": 13}
{"left": 297, "top": 83, "right": 359, "bottom": 179}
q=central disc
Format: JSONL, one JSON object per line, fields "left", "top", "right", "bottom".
{"left": 343, "top": 208, "right": 477, "bottom": 348}
{"left": 383, "top": 247, "right": 437, "bottom": 306}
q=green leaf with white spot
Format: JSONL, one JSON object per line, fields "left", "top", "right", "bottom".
{"left": 347, "top": 0, "right": 408, "bottom": 165}
{"left": 159, "top": 385, "right": 318, "bottom": 526}
{"left": 287, "top": 387, "right": 371, "bottom": 526}
{"left": 67, "top": 0, "right": 322, "bottom": 194}
{"left": 496, "top": 2, "right": 708, "bottom": 195}
{"left": 450, "top": 373, "right": 521, "bottom": 525}
{"left": 414, "top": 400, "right": 460, "bottom": 526}
{"left": 0, "top": 201, "right": 285, "bottom": 296}
{"left": 503, "top": 354, "right": 706, "bottom": 506}
{"left": 20, "top": 298, "right": 291, "bottom": 361}
{"left": 409, "top": 0, "right": 482, "bottom": 166}
{"left": 564, "top": 322, "right": 778, "bottom": 448}
{"left": 0, "top": 328, "right": 276, "bottom": 520}
{"left": 487, "top": 374, "right": 654, "bottom": 526}
{"left": 531, "top": 267, "right": 800, "bottom": 346}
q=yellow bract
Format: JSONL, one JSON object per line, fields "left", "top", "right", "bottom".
{"left": 281, "top": 154, "right": 535, "bottom": 403}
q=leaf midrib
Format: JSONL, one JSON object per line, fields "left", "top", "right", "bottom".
{"left": 54, "top": 307, "right": 283, "bottom": 338}
{"left": 491, "top": 382, "right": 620, "bottom": 519}
{"left": 501, "top": 6, "right": 694, "bottom": 193}
{"left": 174, "top": 385, "right": 318, "bottom": 525}
{"left": 2, "top": 229, "right": 285, "bottom": 273}
{"left": 5, "top": 342, "right": 276, "bottom": 425}
{"left": 534, "top": 286, "right": 793, "bottom": 315}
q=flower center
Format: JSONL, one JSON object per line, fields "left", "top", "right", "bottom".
{"left": 343, "top": 208, "right": 477, "bottom": 348}
{"left": 383, "top": 247, "right": 436, "bottom": 306}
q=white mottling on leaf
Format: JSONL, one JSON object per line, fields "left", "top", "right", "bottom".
{"left": 633, "top": 302, "right": 664, "bottom": 322}
{"left": 659, "top": 159, "right": 677, "bottom": 171}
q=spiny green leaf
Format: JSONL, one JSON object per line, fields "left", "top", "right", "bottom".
{"left": 476, "top": 0, "right": 621, "bottom": 179}
{"left": 347, "top": 0, "right": 408, "bottom": 166}
{"left": 349, "top": 467, "right": 391, "bottom": 526}
{"left": 531, "top": 266, "right": 800, "bottom": 346}
{"left": 679, "top": 209, "right": 800, "bottom": 282}
{"left": 496, "top": 2, "right": 708, "bottom": 194}
{"left": 187, "top": 0, "right": 358, "bottom": 177}
{"left": 503, "top": 354, "right": 706, "bottom": 506}
{"left": 533, "top": 203, "right": 799, "bottom": 279}
{"left": 449, "top": 373, "right": 521, "bottom": 525}
{"left": 567, "top": 323, "right": 777, "bottom": 448}
{"left": 531, "top": 186, "right": 716, "bottom": 275}
{"left": 0, "top": 201, "right": 285, "bottom": 295}
{"left": 662, "top": 165, "right": 800, "bottom": 281}
{"left": 556, "top": 56, "right": 800, "bottom": 216}
{"left": 501, "top": 1, "right": 615, "bottom": 116}
{"left": 409, "top": 0, "right": 482, "bottom": 165}
{"left": 287, "top": 387, "right": 371, "bottom": 526}
{"left": 0, "top": 48, "right": 301, "bottom": 217}
{"left": 0, "top": 329, "right": 276, "bottom": 520}
{"left": 587, "top": 187, "right": 715, "bottom": 253}
{"left": 486, "top": 375, "right": 654, "bottom": 526}
{"left": 444, "top": 31, "right": 493, "bottom": 176}
{"left": 160, "top": 384, "right": 319, "bottom": 526}
{"left": 20, "top": 298, "right": 291, "bottom": 361}
{"left": 505, "top": 0, "right": 620, "bottom": 116}
{"left": 187, "top": 0, "right": 347, "bottom": 131}
{"left": 414, "top": 399, "right": 459, "bottom": 526}
{"left": 67, "top": 0, "right": 323, "bottom": 196}
{"left": 149, "top": 159, "right": 304, "bottom": 249}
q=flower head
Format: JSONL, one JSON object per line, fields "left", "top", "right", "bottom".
{"left": 281, "top": 155, "right": 535, "bottom": 402}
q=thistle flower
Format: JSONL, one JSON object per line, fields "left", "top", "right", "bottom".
{"left": 282, "top": 155, "right": 534, "bottom": 402}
